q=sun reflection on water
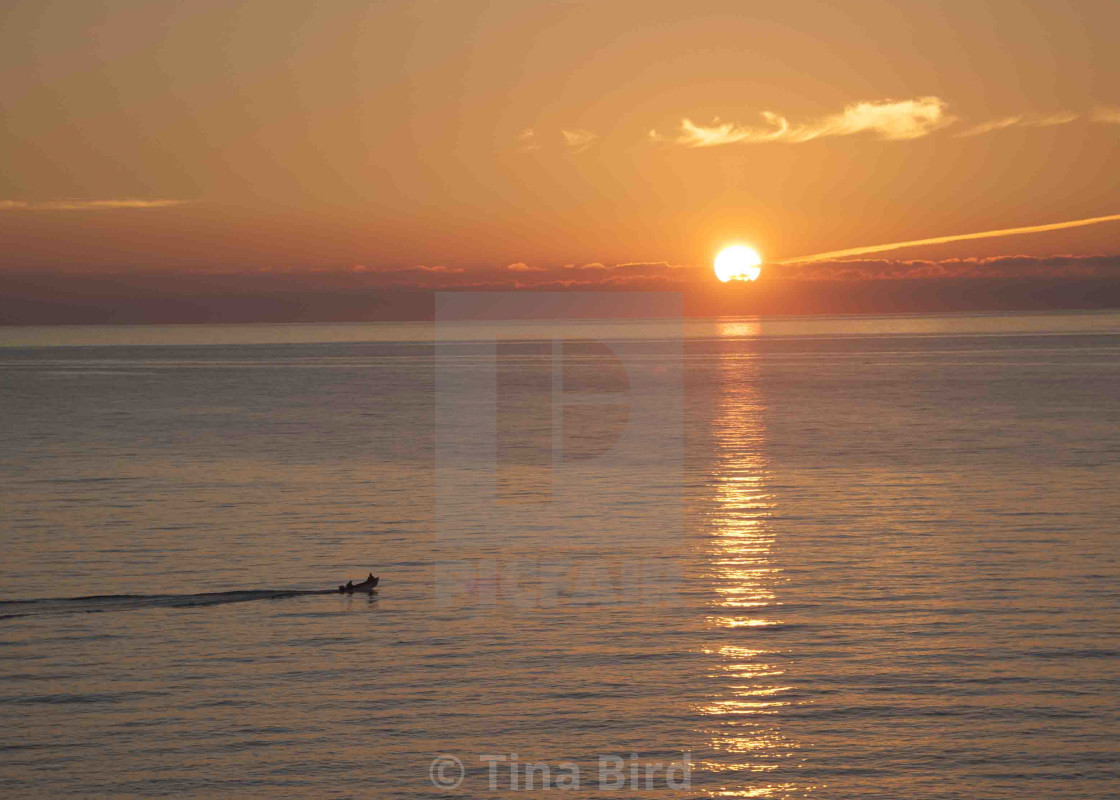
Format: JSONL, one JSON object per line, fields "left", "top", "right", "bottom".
{"left": 698, "top": 335, "right": 804, "bottom": 798}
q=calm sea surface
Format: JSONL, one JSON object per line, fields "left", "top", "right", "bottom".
{"left": 1, "top": 311, "right": 1118, "bottom": 798}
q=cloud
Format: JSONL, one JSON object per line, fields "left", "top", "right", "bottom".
{"left": 954, "top": 116, "right": 1024, "bottom": 137}
{"left": 337, "top": 263, "right": 467, "bottom": 289}
{"left": 675, "top": 117, "right": 773, "bottom": 147}
{"left": 175, "top": 252, "right": 1119, "bottom": 293}
{"left": 562, "top": 128, "right": 598, "bottom": 152}
{"left": 955, "top": 111, "right": 1078, "bottom": 137}
{"left": 666, "top": 97, "right": 954, "bottom": 147}
{"left": 402, "top": 260, "right": 699, "bottom": 289}
{"left": 540, "top": 261, "right": 693, "bottom": 286}
{"left": 392, "top": 265, "right": 463, "bottom": 273}
{"left": 353, "top": 264, "right": 463, "bottom": 275}
{"left": 0, "top": 199, "right": 190, "bottom": 210}
{"left": 814, "top": 97, "right": 954, "bottom": 140}
{"left": 776, "top": 213, "right": 1120, "bottom": 264}
{"left": 658, "top": 99, "right": 1093, "bottom": 146}
{"left": 1034, "top": 111, "right": 1080, "bottom": 126}
{"left": 235, "top": 255, "right": 1120, "bottom": 288}
{"left": 1091, "top": 106, "right": 1120, "bottom": 123}
{"left": 780, "top": 254, "right": 1120, "bottom": 281}
{"left": 617, "top": 260, "right": 679, "bottom": 270}
{"left": 514, "top": 127, "right": 597, "bottom": 153}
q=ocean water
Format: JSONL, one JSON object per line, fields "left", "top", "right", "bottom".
{"left": 1, "top": 310, "right": 1118, "bottom": 798}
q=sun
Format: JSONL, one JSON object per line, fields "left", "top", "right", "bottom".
{"left": 714, "top": 245, "right": 762, "bottom": 282}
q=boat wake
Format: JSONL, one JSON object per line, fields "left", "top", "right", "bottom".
{"left": 0, "top": 589, "right": 340, "bottom": 620}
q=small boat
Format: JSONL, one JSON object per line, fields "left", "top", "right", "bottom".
{"left": 338, "top": 574, "right": 379, "bottom": 594}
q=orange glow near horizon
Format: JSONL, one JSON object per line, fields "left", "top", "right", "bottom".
{"left": 0, "top": 1, "right": 1118, "bottom": 320}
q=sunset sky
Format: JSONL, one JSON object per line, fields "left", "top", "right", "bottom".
{"left": 2, "top": 0, "right": 1119, "bottom": 319}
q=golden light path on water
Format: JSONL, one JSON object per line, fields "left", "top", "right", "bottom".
{"left": 697, "top": 330, "right": 805, "bottom": 798}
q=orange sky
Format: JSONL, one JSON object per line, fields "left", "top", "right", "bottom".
{"left": 1, "top": 0, "right": 1118, "bottom": 297}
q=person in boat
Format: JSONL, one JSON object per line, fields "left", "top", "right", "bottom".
{"left": 338, "top": 574, "right": 379, "bottom": 593}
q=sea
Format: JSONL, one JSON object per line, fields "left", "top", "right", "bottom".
{"left": 1, "top": 309, "right": 1118, "bottom": 799}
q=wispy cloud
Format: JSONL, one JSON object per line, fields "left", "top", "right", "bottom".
{"left": 562, "top": 128, "right": 598, "bottom": 152}
{"left": 565, "top": 262, "right": 607, "bottom": 270}
{"left": 776, "top": 213, "right": 1120, "bottom": 264}
{"left": 345, "top": 263, "right": 466, "bottom": 288}
{"left": 1035, "top": 111, "right": 1080, "bottom": 126}
{"left": 530, "top": 261, "right": 692, "bottom": 287}
{"left": 657, "top": 100, "right": 1094, "bottom": 146}
{"left": 953, "top": 115, "right": 1024, "bottom": 138}
{"left": 533, "top": 100, "right": 1105, "bottom": 154}
{"left": 780, "top": 254, "right": 1120, "bottom": 281}
{"left": 378, "top": 260, "right": 697, "bottom": 289}
{"left": 1091, "top": 105, "right": 1120, "bottom": 123}
{"left": 664, "top": 97, "right": 954, "bottom": 147}
{"left": 675, "top": 117, "right": 773, "bottom": 147}
{"left": 955, "top": 111, "right": 1079, "bottom": 137}
{"left": 515, "top": 127, "right": 597, "bottom": 152}
{"left": 352, "top": 264, "right": 463, "bottom": 275}
{"left": 0, "top": 199, "right": 190, "bottom": 211}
